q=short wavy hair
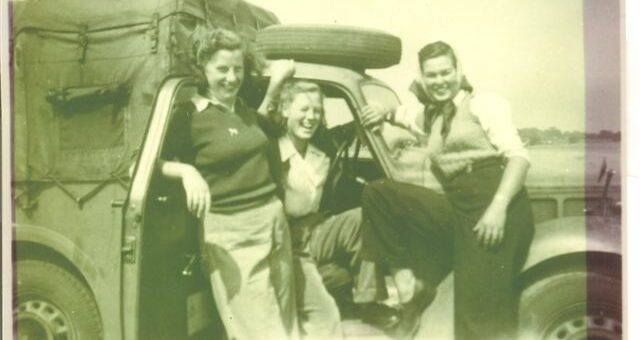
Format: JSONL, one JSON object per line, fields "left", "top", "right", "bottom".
{"left": 191, "top": 28, "right": 265, "bottom": 90}
{"left": 269, "top": 80, "right": 325, "bottom": 134}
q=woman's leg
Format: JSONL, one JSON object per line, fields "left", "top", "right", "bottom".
{"left": 201, "top": 199, "right": 299, "bottom": 340}
{"left": 293, "top": 255, "right": 343, "bottom": 339}
{"left": 308, "top": 208, "right": 362, "bottom": 284}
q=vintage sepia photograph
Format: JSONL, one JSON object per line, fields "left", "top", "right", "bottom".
{"left": 1, "top": 0, "right": 627, "bottom": 339}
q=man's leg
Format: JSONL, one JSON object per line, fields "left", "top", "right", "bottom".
{"left": 360, "top": 179, "right": 454, "bottom": 288}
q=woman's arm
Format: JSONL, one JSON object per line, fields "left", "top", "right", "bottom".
{"left": 257, "top": 59, "right": 295, "bottom": 117}
{"left": 159, "top": 103, "right": 210, "bottom": 218}
{"left": 161, "top": 161, "right": 211, "bottom": 219}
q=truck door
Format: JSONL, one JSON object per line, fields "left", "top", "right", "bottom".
{"left": 121, "top": 78, "right": 221, "bottom": 340}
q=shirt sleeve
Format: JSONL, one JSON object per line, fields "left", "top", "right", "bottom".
{"left": 469, "top": 93, "right": 530, "bottom": 162}
{"left": 393, "top": 94, "right": 423, "bottom": 131}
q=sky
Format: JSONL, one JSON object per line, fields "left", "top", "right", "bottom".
{"left": 249, "top": 0, "right": 622, "bottom": 132}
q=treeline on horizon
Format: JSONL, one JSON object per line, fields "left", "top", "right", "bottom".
{"left": 518, "top": 127, "right": 621, "bottom": 146}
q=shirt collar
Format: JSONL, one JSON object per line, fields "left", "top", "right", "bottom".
{"left": 278, "top": 135, "right": 325, "bottom": 163}
{"left": 191, "top": 93, "right": 235, "bottom": 112}
{"left": 453, "top": 90, "right": 469, "bottom": 107}
{"left": 279, "top": 136, "right": 298, "bottom": 163}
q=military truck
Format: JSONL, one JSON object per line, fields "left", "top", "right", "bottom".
{"left": 11, "top": 1, "right": 621, "bottom": 339}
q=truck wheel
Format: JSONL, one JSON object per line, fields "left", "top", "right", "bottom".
{"left": 256, "top": 24, "right": 401, "bottom": 69}
{"left": 519, "top": 270, "right": 622, "bottom": 339}
{"left": 15, "top": 260, "right": 103, "bottom": 340}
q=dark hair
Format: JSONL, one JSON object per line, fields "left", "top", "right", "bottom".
{"left": 270, "top": 79, "right": 325, "bottom": 134}
{"left": 418, "top": 41, "right": 458, "bottom": 71}
{"left": 414, "top": 40, "right": 473, "bottom": 100}
{"left": 191, "top": 28, "right": 265, "bottom": 91}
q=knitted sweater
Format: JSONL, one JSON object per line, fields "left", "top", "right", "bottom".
{"left": 162, "top": 99, "right": 277, "bottom": 213}
{"left": 425, "top": 93, "right": 502, "bottom": 177}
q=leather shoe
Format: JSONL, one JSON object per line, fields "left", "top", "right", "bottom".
{"left": 386, "top": 280, "right": 437, "bottom": 339}
{"left": 358, "top": 302, "right": 401, "bottom": 329}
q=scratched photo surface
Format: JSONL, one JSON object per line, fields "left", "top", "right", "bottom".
{"left": 6, "top": 0, "right": 622, "bottom": 339}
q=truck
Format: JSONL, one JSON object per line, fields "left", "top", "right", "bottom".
{"left": 10, "top": 1, "right": 621, "bottom": 339}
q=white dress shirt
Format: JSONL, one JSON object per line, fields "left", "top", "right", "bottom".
{"left": 279, "top": 136, "right": 331, "bottom": 218}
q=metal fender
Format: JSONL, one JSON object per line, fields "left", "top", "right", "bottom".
{"left": 14, "top": 223, "right": 99, "bottom": 289}
{"left": 522, "top": 215, "right": 621, "bottom": 272}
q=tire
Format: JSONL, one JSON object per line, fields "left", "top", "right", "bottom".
{"left": 15, "top": 260, "right": 103, "bottom": 340}
{"left": 255, "top": 24, "right": 401, "bottom": 69}
{"left": 519, "top": 270, "right": 622, "bottom": 340}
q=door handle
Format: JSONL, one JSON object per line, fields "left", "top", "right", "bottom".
{"left": 182, "top": 255, "right": 199, "bottom": 277}
{"left": 111, "top": 199, "right": 126, "bottom": 208}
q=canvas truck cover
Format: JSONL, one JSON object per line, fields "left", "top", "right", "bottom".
{"left": 11, "top": 0, "right": 206, "bottom": 182}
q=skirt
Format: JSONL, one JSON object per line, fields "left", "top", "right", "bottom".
{"left": 200, "top": 197, "right": 299, "bottom": 340}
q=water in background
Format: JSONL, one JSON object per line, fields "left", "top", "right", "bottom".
{"left": 526, "top": 141, "right": 621, "bottom": 187}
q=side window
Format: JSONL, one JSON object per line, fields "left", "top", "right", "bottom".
{"left": 317, "top": 84, "right": 381, "bottom": 212}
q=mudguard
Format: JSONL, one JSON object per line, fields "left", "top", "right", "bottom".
{"left": 522, "top": 215, "right": 621, "bottom": 272}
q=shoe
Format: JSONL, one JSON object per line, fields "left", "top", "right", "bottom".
{"left": 386, "top": 280, "right": 437, "bottom": 340}
{"left": 358, "top": 303, "right": 401, "bottom": 329}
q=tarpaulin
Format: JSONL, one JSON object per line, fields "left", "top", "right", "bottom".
{"left": 12, "top": 0, "right": 205, "bottom": 181}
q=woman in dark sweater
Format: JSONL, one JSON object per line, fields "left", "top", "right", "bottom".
{"left": 360, "top": 41, "right": 534, "bottom": 339}
{"left": 161, "top": 29, "right": 297, "bottom": 340}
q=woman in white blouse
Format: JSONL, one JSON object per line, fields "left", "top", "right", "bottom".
{"left": 359, "top": 41, "right": 534, "bottom": 340}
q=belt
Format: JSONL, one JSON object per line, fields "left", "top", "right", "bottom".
{"left": 287, "top": 211, "right": 328, "bottom": 229}
{"left": 437, "top": 157, "right": 505, "bottom": 183}
{"left": 462, "top": 157, "right": 504, "bottom": 174}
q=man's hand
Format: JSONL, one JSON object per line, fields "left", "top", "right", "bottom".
{"left": 473, "top": 201, "right": 507, "bottom": 249}
{"left": 361, "top": 103, "right": 389, "bottom": 128}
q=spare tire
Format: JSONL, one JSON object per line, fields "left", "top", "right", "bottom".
{"left": 255, "top": 24, "right": 401, "bottom": 69}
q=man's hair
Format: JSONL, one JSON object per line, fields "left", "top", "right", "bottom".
{"left": 417, "top": 41, "right": 458, "bottom": 70}
{"left": 414, "top": 40, "right": 473, "bottom": 96}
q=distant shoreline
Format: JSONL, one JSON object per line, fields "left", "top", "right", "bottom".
{"left": 528, "top": 140, "right": 620, "bottom": 149}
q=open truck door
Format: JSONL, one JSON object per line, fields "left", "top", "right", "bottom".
{"left": 122, "top": 78, "right": 222, "bottom": 340}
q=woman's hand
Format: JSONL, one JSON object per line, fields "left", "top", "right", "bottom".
{"left": 180, "top": 165, "right": 211, "bottom": 219}
{"left": 269, "top": 59, "right": 296, "bottom": 85}
{"left": 258, "top": 59, "right": 295, "bottom": 117}
{"left": 473, "top": 201, "right": 508, "bottom": 249}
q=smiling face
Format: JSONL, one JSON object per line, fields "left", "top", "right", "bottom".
{"left": 203, "top": 49, "right": 244, "bottom": 106}
{"left": 283, "top": 91, "right": 324, "bottom": 143}
{"left": 420, "top": 54, "right": 462, "bottom": 103}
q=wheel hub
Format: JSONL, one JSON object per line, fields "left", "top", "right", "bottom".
{"left": 16, "top": 299, "right": 72, "bottom": 340}
{"left": 547, "top": 314, "right": 622, "bottom": 340}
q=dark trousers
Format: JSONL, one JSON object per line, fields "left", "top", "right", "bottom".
{"left": 361, "top": 165, "right": 534, "bottom": 340}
